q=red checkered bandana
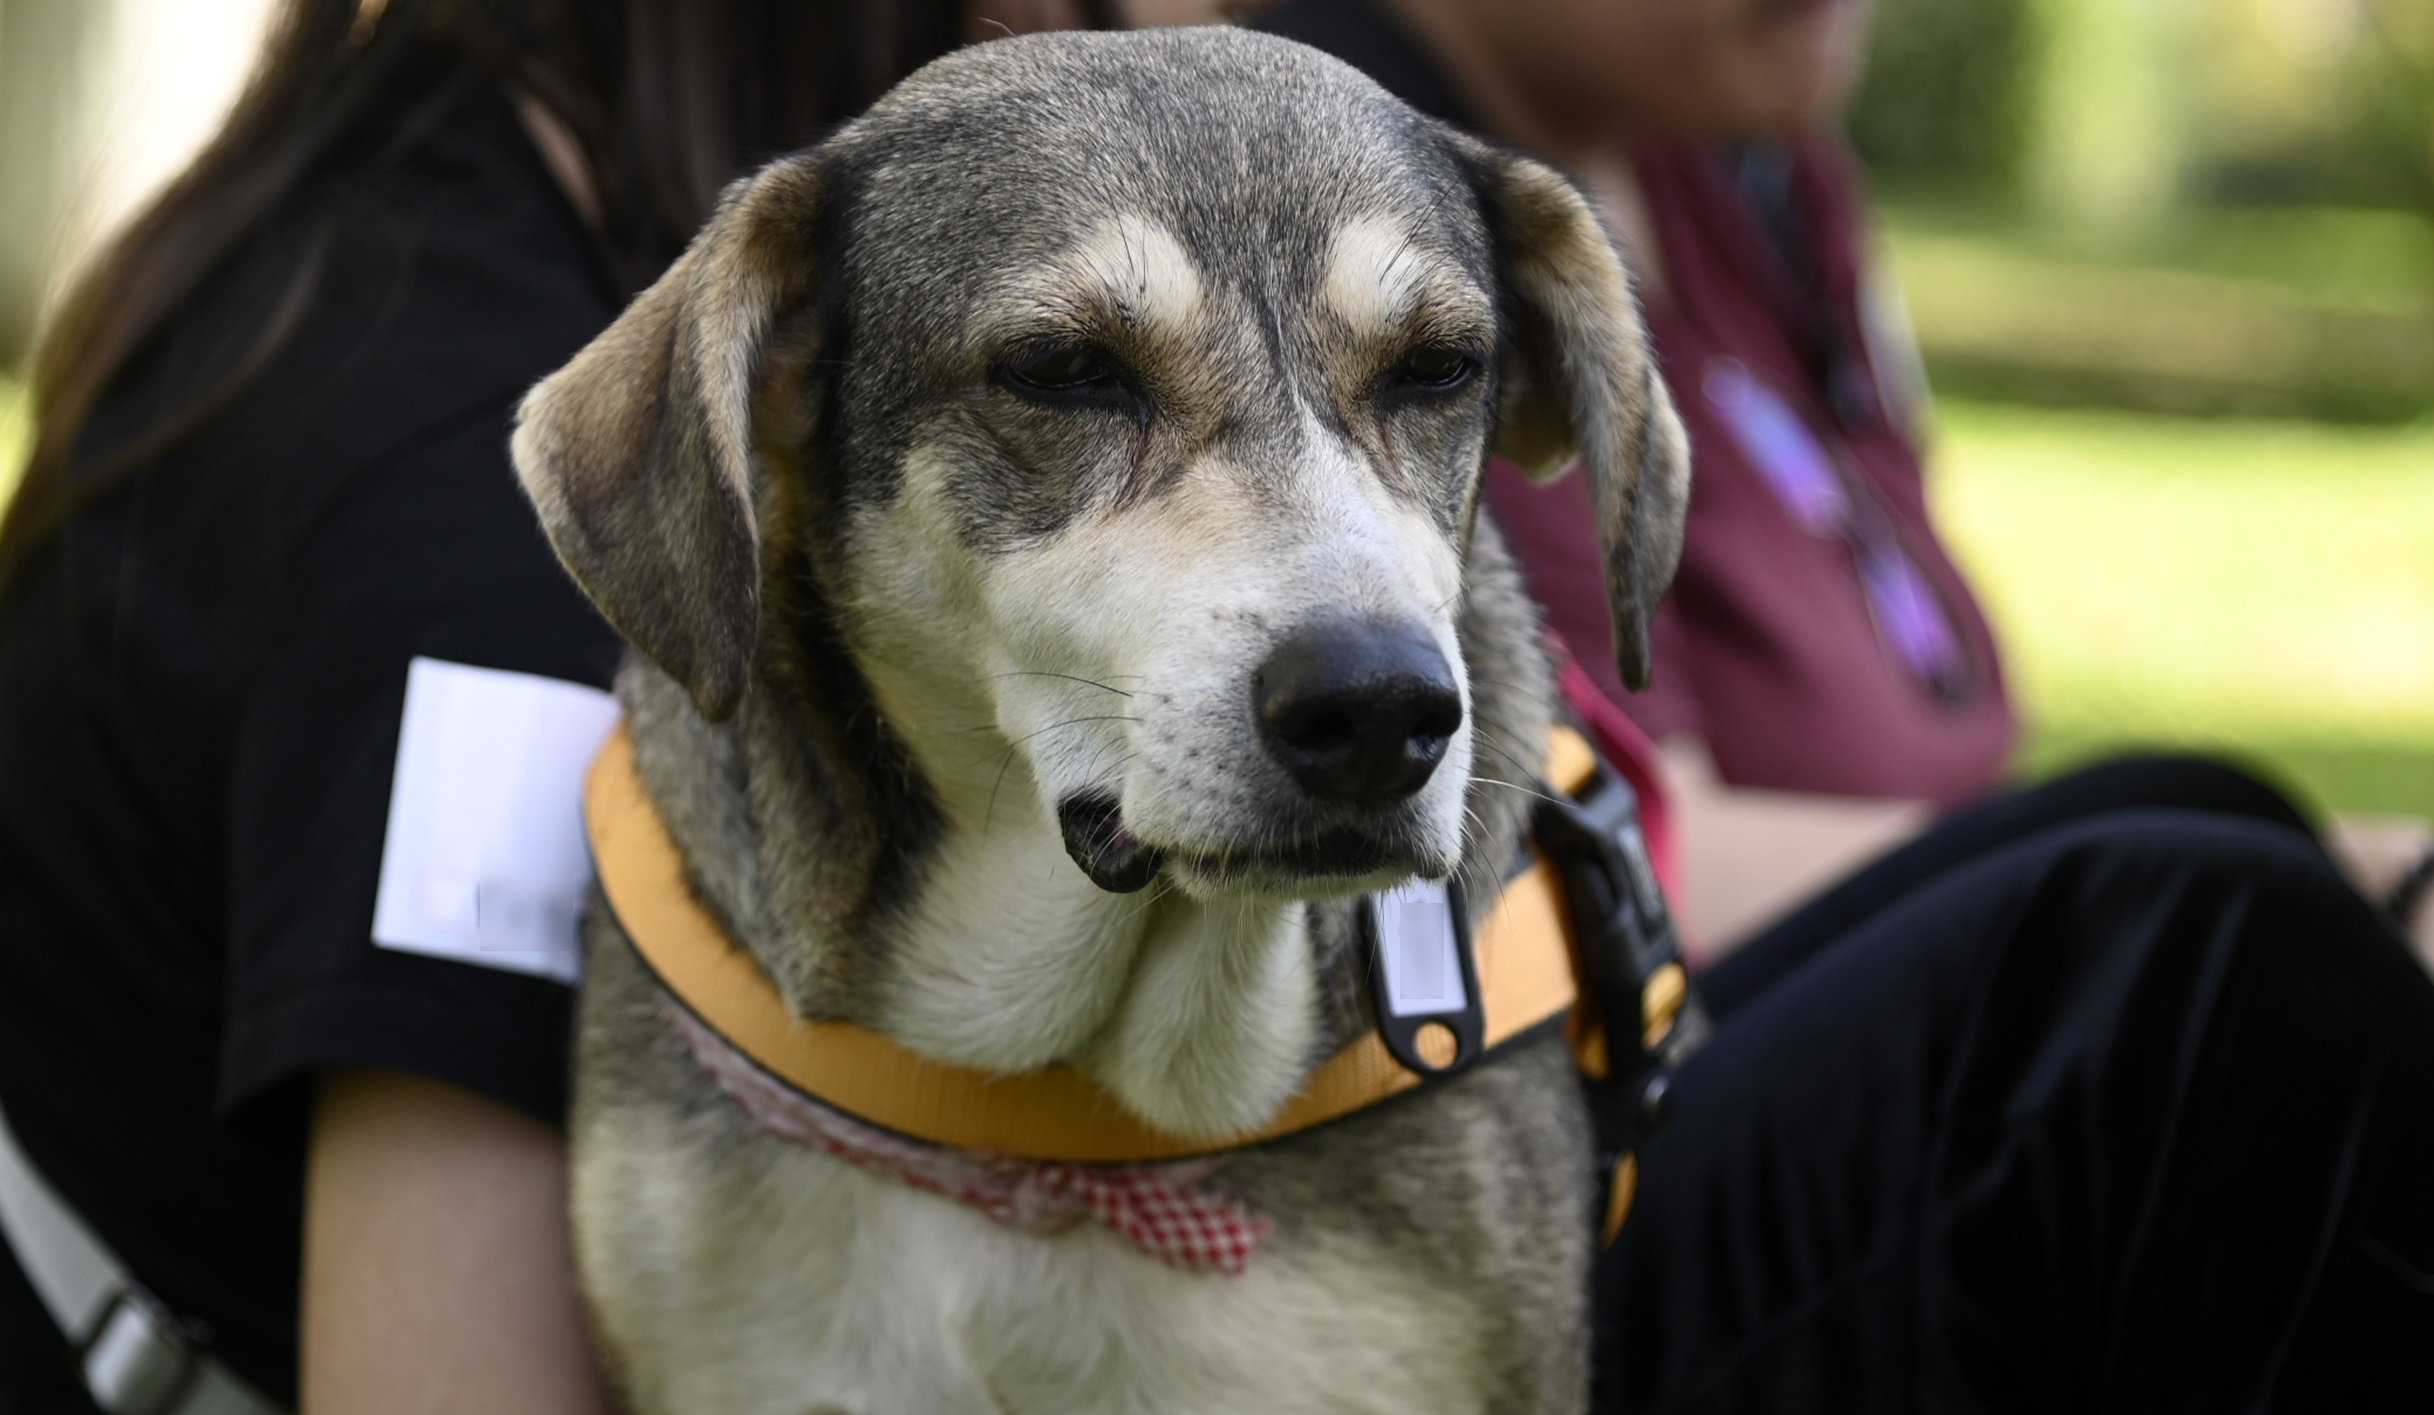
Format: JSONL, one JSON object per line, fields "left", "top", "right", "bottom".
{"left": 667, "top": 997, "right": 1274, "bottom": 1275}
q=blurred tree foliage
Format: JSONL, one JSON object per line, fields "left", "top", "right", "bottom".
{"left": 1847, "top": 0, "right": 2040, "bottom": 200}
{"left": 2192, "top": 0, "right": 2434, "bottom": 212}
{"left": 1850, "top": 0, "right": 2434, "bottom": 218}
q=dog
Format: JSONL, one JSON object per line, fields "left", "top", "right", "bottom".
{"left": 511, "top": 26, "right": 1687, "bottom": 1414}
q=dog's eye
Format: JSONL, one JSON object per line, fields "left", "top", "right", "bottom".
{"left": 1004, "top": 345, "right": 1118, "bottom": 395}
{"left": 1392, "top": 346, "right": 1477, "bottom": 392}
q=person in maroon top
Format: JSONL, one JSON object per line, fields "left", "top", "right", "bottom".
{"left": 1601, "top": 140, "right": 2014, "bottom": 800}
{"left": 1263, "top": 0, "right": 2434, "bottom": 1409}
{"left": 1479, "top": 135, "right": 2014, "bottom": 806}
{"left": 1496, "top": 130, "right": 2024, "bottom": 935}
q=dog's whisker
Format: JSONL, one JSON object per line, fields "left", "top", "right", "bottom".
{"left": 1468, "top": 776, "right": 1567, "bottom": 810}
{"left": 1470, "top": 731, "right": 1545, "bottom": 779}
{"left": 1470, "top": 739, "right": 1571, "bottom": 810}
{"left": 988, "top": 670, "right": 1138, "bottom": 699}
{"left": 1079, "top": 738, "right": 1133, "bottom": 786}
{"left": 963, "top": 738, "right": 1023, "bottom": 774}
{"left": 981, "top": 740, "right": 1024, "bottom": 841}
{"left": 970, "top": 718, "right": 1150, "bottom": 831}
{"left": 1464, "top": 674, "right": 1550, "bottom": 696}
{"left": 1115, "top": 886, "right": 1168, "bottom": 930}
{"left": 991, "top": 714, "right": 1142, "bottom": 758}
{"left": 1467, "top": 749, "right": 1559, "bottom": 796}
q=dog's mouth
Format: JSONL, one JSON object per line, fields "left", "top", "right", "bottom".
{"left": 1056, "top": 792, "right": 1432, "bottom": 895}
{"left": 1057, "top": 794, "right": 1167, "bottom": 893}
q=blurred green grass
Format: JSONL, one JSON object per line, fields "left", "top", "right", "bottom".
{"left": 1880, "top": 204, "right": 2434, "bottom": 423}
{"left": 1931, "top": 398, "right": 2434, "bottom": 817}
{"left": 1885, "top": 203, "right": 2434, "bottom": 312}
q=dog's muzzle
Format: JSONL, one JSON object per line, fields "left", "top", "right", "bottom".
{"left": 1056, "top": 616, "right": 1464, "bottom": 895}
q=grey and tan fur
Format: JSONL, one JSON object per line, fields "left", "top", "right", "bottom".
{"left": 511, "top": 27, "right": 1687, "bottom": 1415}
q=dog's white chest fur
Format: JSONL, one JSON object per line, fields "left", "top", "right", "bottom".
{"left": 576, "top": 1120, "right": 1484, "bottom": 1415}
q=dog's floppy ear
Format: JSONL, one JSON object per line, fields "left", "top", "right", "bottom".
{"left": 511, "top": 159, "right": 827, "bottom": 721}
{"left": 1455, "top": 139, "right": 1691, "bottom": 693}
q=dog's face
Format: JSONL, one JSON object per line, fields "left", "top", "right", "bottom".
{"left": 832, "top": 54, "right": 1527, "bottom": 901}
{"left": 515, "top": 29, "right": 1687, "bottom": 906}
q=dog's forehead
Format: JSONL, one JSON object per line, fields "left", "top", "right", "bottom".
{"left": 836, "top": 30, "right": 1489, "bottom": 317}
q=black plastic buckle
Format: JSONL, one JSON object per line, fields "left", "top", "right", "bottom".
{"left": 1360, "top": 875, "right": 1486, "bottom": 1078}
{"left": 1531, "top": 754, "right": 1699, "bottom": 1162}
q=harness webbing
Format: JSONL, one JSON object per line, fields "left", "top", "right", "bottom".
{"left": 585, "top": 725, "right": 1592, "bottom": 1163}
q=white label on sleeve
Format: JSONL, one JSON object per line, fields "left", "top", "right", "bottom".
{"left": 370, "top": 657, "right": 621, "bottom": 983}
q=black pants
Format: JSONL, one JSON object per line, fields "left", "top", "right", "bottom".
{"left": 1597, "top": 758, "right": 2434, "bottom": 1412}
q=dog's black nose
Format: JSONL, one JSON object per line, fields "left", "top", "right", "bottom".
{"left": 1255, "top": 620, "right": 1463, "bottom": 804}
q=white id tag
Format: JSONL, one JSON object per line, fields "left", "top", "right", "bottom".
{"left": 1363, "top": 876, "right": 1485, "bottom": 1077}
{"left": 369, "top": 658, "right": 621, "bottom": 983}
{"left": 1375, "top": 879, "right": 1468, "bottom": 1018}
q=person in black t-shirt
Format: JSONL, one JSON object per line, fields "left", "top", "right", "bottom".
{"left": 0, "top": 3, "right": 1009, "bottom": 1411}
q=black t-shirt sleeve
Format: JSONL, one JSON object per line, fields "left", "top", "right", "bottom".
{"left": 219, "top": 396, "right": 623, "bottom": 1133}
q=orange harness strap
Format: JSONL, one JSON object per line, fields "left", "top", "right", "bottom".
{"left": 590, "top": 723, "right": 1684, "bottom": 1260}
{"left": 586, "top": 726, "right": 1605, "bottom": 1162}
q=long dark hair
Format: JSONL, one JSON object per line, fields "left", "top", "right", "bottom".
{"left": 0, "top": 0, "right": 980, "bottom": 599}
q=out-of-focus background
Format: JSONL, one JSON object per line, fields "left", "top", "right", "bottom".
{"left": 1852, "top": 0, "right": 2434, "bottom": 815}
{"left": 0, "top": 0, "right": 280, "bottom": 489}
{"left": 1, "top": 0, "right": 2428, "bottom": 814}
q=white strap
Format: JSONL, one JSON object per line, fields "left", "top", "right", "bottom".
{"left": 0, "top": 1103, "right": 285, "bottom": 1415}
{"left": 0, "top": 1102, "right": 117, "bottom": 1348}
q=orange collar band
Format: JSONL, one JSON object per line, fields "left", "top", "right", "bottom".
{"left": 585, "top": 727, "right": 1598, "bottom": 1164}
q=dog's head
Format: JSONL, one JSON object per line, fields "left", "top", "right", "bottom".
{"left": 515, "top": 28, "right": 1686, "bottom": 905}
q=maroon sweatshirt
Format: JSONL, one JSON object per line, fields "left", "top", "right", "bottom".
{"left": 1486, "top": 137, "right": 2015, "bottom": 805}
